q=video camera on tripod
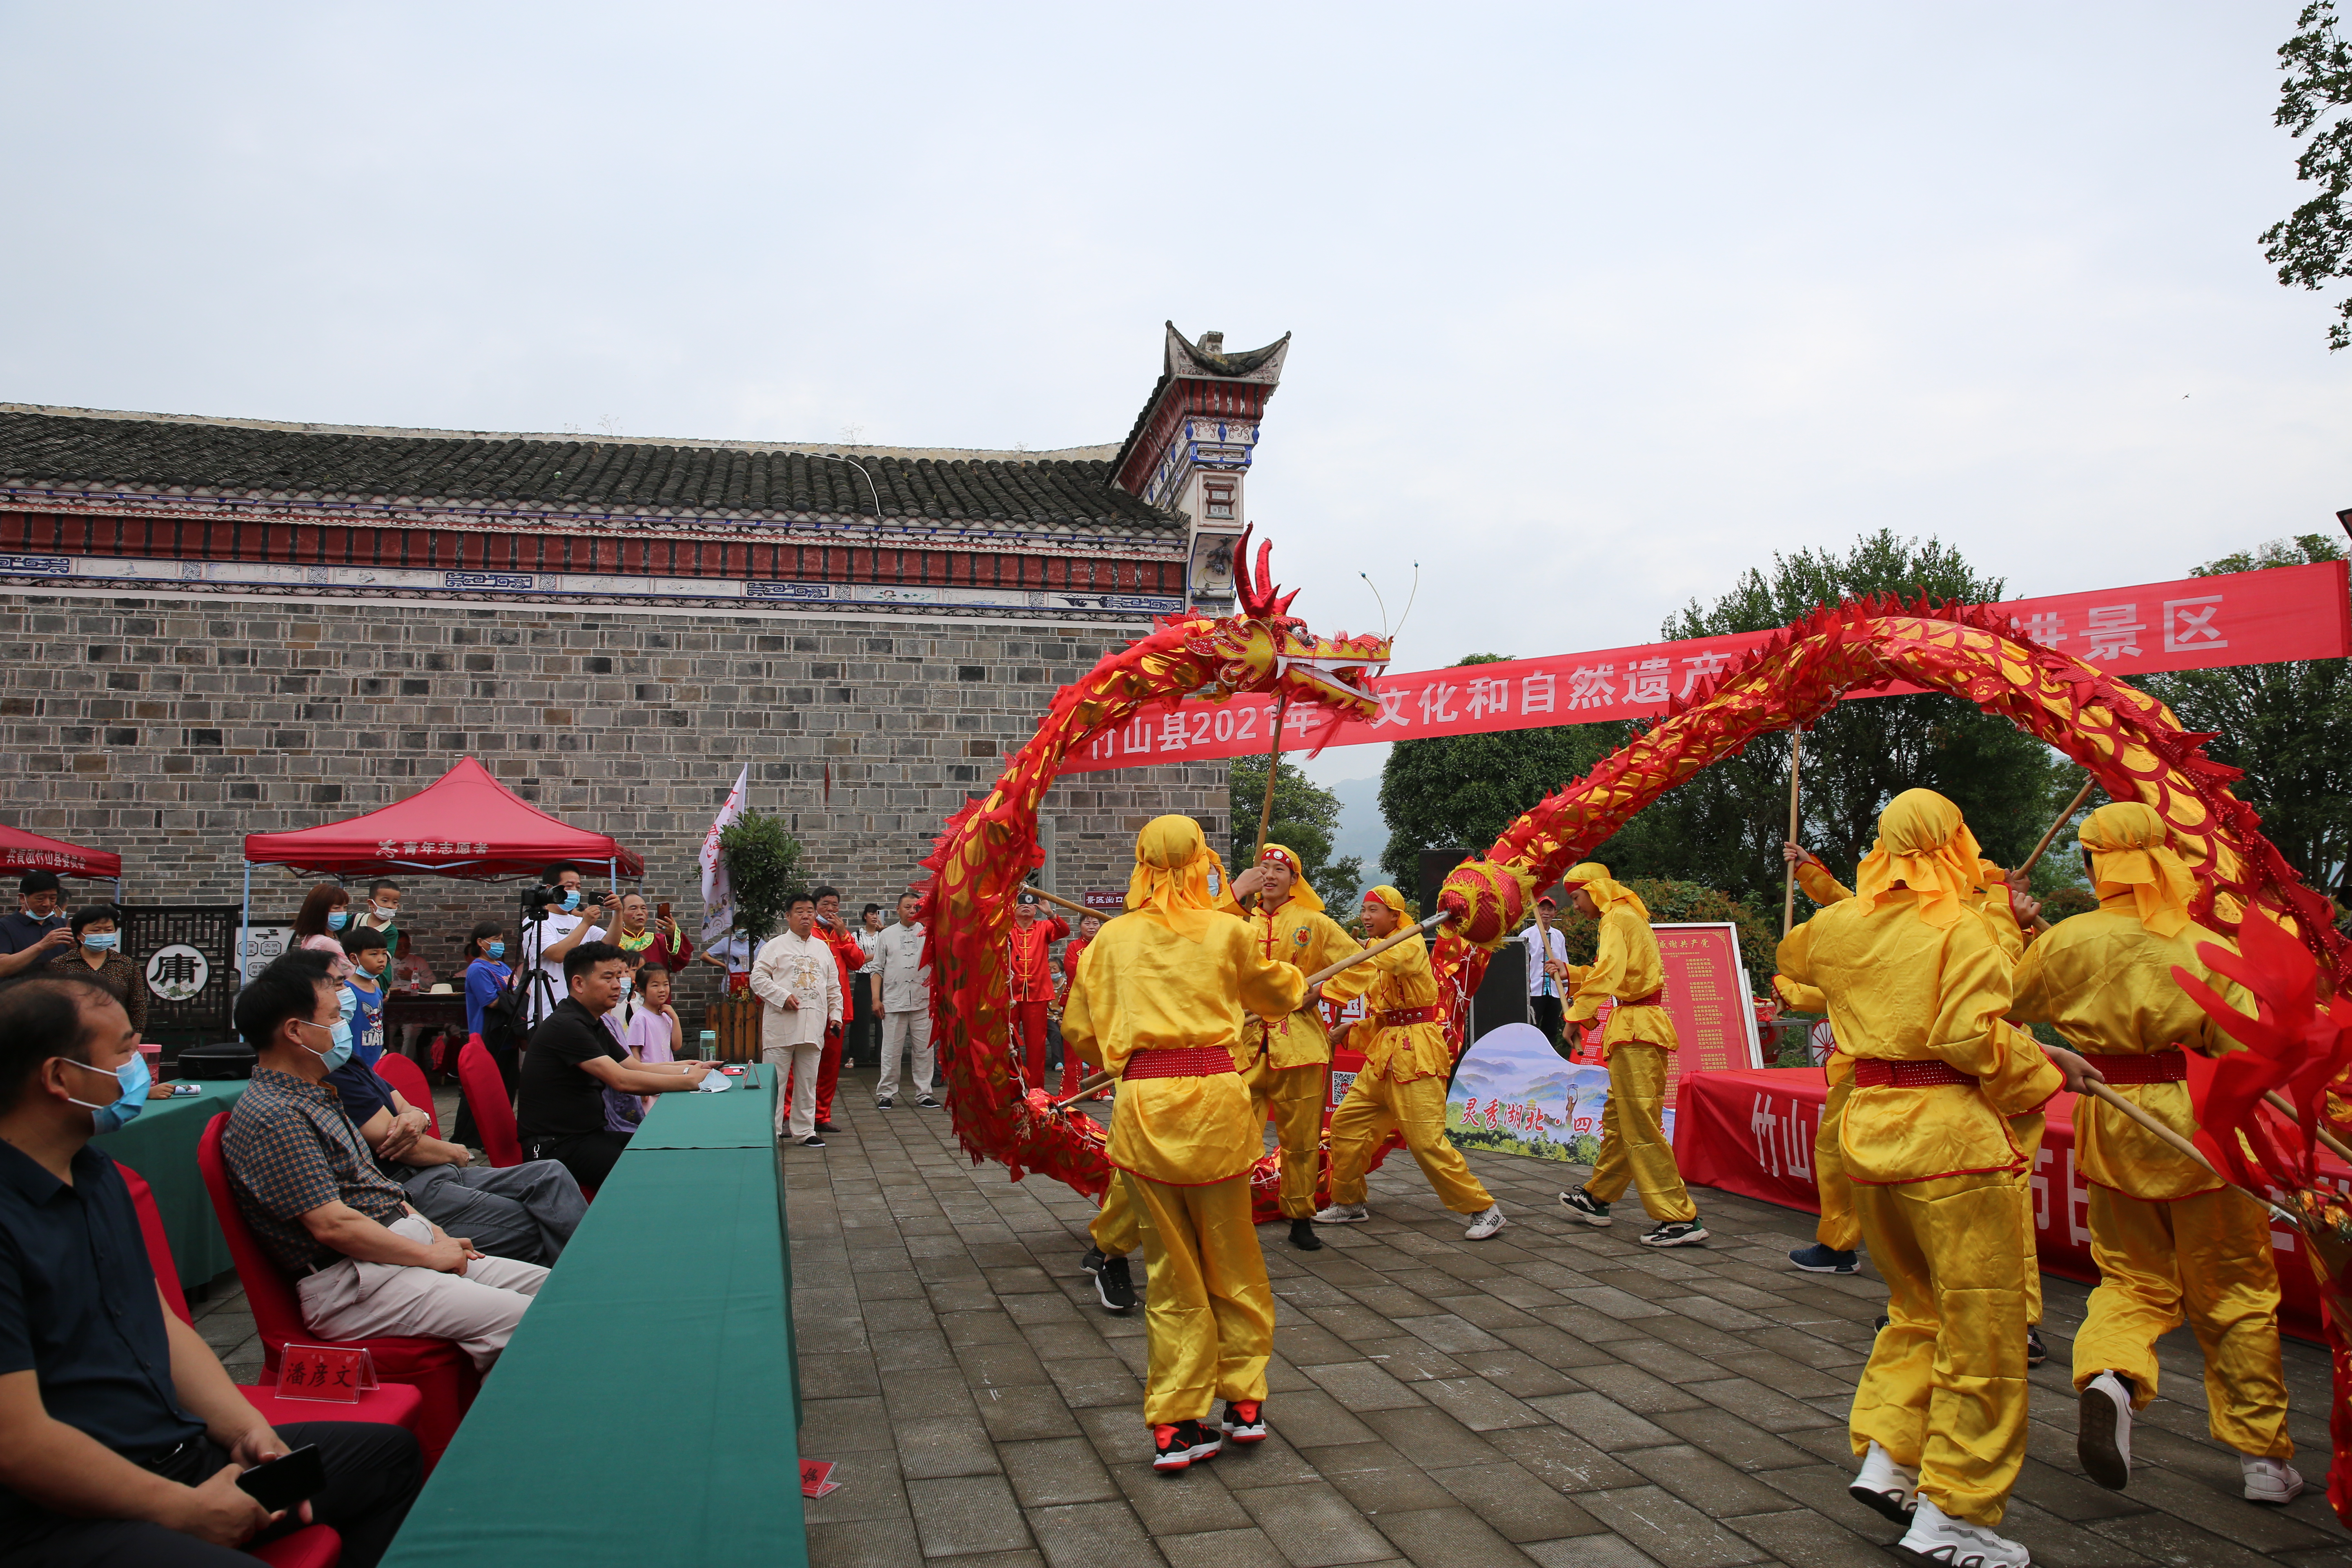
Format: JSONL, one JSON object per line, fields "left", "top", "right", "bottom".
{"left": 520, "top": 883, "right": 605, "bottom": 924}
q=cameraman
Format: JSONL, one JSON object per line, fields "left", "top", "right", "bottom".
{"left": 516, "top": 864, "right": 613, "bottom": 1029}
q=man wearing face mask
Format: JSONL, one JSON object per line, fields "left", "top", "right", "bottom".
{"left": 0, "top": 970, "right": 424, "bottom": 1567}
{"left": 43, "top": 906, "right": 147, "bottom": 1039}
{"left": 223, "top": 953, "right": 550, "bottom": 1370}
{"left": 519, "top": 863, "right": 607, "bottom": 1029}
{"left": 0, "top": 871, "right": 79, "bottom": 979}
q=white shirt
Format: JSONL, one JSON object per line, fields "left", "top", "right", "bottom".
{"left": 751, "top": 929, "right": 844, "bottom": 1051}
{"left": 1520, "top": 924, "right": 1568, "bottom": 998}
{"left": 523, "top": 913, "right": 606, "bottom": 1025}
{"left": 854, "top": 927, "right": 883, "bottom": 976}
{"left": 878, "top": 921, "right": 930, "bottom": 1013}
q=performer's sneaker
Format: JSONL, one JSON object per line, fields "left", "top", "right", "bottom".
{"left": 2241, "top": 1454, "right": 2305, "bottom": 1505}
{"left": 1312, "top": 1202, "right": 1369, "bottom": 1224}
{"left": 814, "top": 1120, "right": 838, "bottom": 1133}
{"left": 799, "top": 1135, "right": 826, "bottom": 1149}
{"left": 1849, "top": 1439, "right": 1918, "bottom": 1523}
{"left": 1788, "top": 1242, "right": 1858, "bottom": 1274}
{"left": 2078, "top": 1370, "right": 2134, "bottom": 1491}
{"left": 1464, "top": 1205, "right": 1508, "bottom": 1241}
{"left": 875, "top": 1097, "right": 894, "bottom": 1109}
{"left": 1892, "top": 1496, "right": 2030, "bottom": 1568}
{"left": 1151, "top": 1419, "right": 1220, "bottom": 1472}
{"left": 1637, "top": 1219, "right": 1708, "bottom": 1247}
{"left": 1095, "top": 1254, "right": 1136, "bottom": 1313}
{"left": 2025, "top": 1325, "right": 2048, "bottom": 1368}
{"left": 1287, "top": 1217, "right": 1323, "bottom": 1251}
{"left": 1220, "top": 1400, "right": 1268, "bottom": 1443}
{"left": 916, "top": 1095, "right": 940, "bottom": 1108}
{"left": 1080, "top": 1246, "right": 1106, "bottom": 1275}
{"left": 1559, "top": 1187, "right": 1612, "bottom": 1227}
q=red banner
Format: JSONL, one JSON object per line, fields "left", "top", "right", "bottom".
{"left": 1675, "top": 1067, "right": 2342, "bottom": 1342}
{"left": 1065, "top": 561, "right": 2350, "bottom": 773}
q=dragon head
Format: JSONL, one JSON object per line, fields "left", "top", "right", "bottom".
{"left": 1180, "top": 527, "right": 1392, "bottom": 721}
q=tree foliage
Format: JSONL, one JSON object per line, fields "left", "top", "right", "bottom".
{"left": 2261, "top": 2, "right": 2352, "bottom": 350}
{"left": 1227, "top": 756, "right": 1363, "bottom": 909}
{"left": 2140, "top": 534, "right": 2352, "bottom": 901}
{"left": 719, "top": 810, "right": 804, "bottom": 947}
{"left": 1547, "top": 878, "right": 1780, "bottom": 991}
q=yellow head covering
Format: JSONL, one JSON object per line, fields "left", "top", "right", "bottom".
{"left": 1853, "top": 788, "right": 1983, "bottom": 929}
{"left": 1362, "top": 884, "right": 1411, "bottom": 920}
{"left": 2078, "top": 801, "right": 2197, "bottom": 938}
{"left": 1258, "top": 843, "right": 1325, "bottom": 914}
{"left": 1125, "top": 815, "right": 1233, "bottom": 943}
{"left": 1561, "top": 862, "right": 1650, "bottom": 921}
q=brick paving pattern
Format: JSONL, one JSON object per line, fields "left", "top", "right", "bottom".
{"left": 794, "top": 1071, "right": 2352, "bottom": 1568}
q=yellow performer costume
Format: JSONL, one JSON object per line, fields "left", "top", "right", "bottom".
{"left": 1555, "top": 864, "right": 1702, "bottom": 1241}
{"left": 1315, "top": 886, "right": 1502, "bottom": 1236}
{"left": 2009, "top": 802, "right": 2297, "bottom": 1504}
{"left": 1778, "top": 790, "right": 2061, "bottom": 1553}
{"left": 1059, "top": 816, "right": 1305, "bottom": 1467}
{"left": 1240, "top": 844, "right": 1360, "bottom": 1238}
{"left": 1774, "top": 971, "right": 1860, "bottom": 1256}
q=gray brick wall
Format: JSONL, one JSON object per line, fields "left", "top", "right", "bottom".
{"left": 3, "top": 592, "right": 1226, "bottom": 1019}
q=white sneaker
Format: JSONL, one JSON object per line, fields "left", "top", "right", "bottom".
{"left": 2241, "top": 1453, "right": 2305, "bottom": 1505}
{"left": 2078, "top": 1371, "right": 2133, "bottom": 1491}
{"left": 1849, "top": 1439, "right": 1918, "bottom": 1523}
{"left": 1893, "top": 1495, "right": 2030, "bottom": 1568}
{"left": 1463, "top": 1205, "right": 1507, "bottom": 1241}
{"left": 1312, "top": 1202, "right": 1369, "bottom": 1224}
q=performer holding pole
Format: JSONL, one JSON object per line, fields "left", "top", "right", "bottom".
{"left": 1240, "top": 844, "right": 1359, "bottom": 1252}
{"left": 1059, "top": 817, "right": 1301, "bottom": 1472}
{"left": 2009, "top": 802, "right": 2300, "bottom": 1505}
{"left": 1783, "top": 731, "right": 1803, "bottom": 936}
{"left": 1557, "top": 864, "right": 1705, "bottom": 1246}
{"left": 1312, "top": 887, "right": 1506, "bottom": 1241}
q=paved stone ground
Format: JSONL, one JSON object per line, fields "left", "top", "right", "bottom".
{"left": 793, "top": 1069, "right": 2352, "bottom": 1568}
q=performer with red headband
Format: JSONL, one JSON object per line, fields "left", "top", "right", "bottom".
{"left": 1060, "top": 816, "right": 1301, "bottom": 1473}
{"left": 1555, "top": 863, "right": 1706, "bottom": 1247}
{"left": 1240, "top": 843, "right": 1361, "bottom": 1252}
{"left": 1312, "top": 885, "right": 1506, "bottom": 1241}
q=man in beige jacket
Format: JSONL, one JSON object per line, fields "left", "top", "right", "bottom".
{"left": 751, "top": 893, "right": 845, "bottom": 1146}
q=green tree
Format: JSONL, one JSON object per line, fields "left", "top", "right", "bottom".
{"left": 719, "top": 810, "right": 804, "bottom": 947}
{"left": 2140, "top": 534, "right": 2352, "bottom": 902}
{"left": 1378, "top": 655, "right": 1630, "bottom": 889}
{"left": 1547, "top": 878, "right": 1779, "bottom": 994}
{"left": 1227, "top": 756, "right": 1363, "bottom": 909}
{"left": 2261, "top": 2, "right": 2352, "bottom": 350}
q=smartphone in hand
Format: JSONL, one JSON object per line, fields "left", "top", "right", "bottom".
{"left": 236, "top": 1446, "right": 327, "bottom": 1513}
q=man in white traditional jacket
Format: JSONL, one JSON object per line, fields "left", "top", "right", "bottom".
{"left": 751, "top": 891, "right": 845, "bottom": 1146}
{"left": 875, "top": 890, "right": 935, "bottom": 1109}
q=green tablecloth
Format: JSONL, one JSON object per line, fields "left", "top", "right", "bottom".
{"left": 95, "top": 1081, "right": 244, "bottom": 1288}
{"left": 382, "top": 1077, "right": 806, "bottom": 1568}
{"left": 626, "top": 1071, "right": 777, "bottom": 1149}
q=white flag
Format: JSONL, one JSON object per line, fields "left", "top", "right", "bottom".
{"left": 699, "top": 765, "right": 750, "bottom": 960}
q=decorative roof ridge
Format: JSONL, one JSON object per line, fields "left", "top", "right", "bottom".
{"left": 1107, "top": 323, "right": 1290, "bottom": 490}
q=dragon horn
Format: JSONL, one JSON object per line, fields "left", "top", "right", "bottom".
{"left": 1231, "top": 523, "right": 1259, "bottom": 612}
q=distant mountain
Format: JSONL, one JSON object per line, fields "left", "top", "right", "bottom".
{"left": 1326, "top": 775, "right": 1386, "bottom": 874}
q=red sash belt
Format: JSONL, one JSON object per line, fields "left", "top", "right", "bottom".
{"left": 1121, "top": 1046, "right": 1238, "bottom": 1081}
{"left": 2088, "top": 1049, "right": 2187, "bottom": 1085}
{"left": 1620, "top": 988, "right": 1667, "bottom": 1008}
{"left": 1373, "top": 1006, "right": 1441, "bottom": 1028}
{"left": 1853, "top": 1059, "right": 1980, "bottom": 1089}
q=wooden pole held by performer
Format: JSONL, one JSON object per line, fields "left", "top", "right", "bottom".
{"left": 2084, "top": 1080, "right": 2301, "bottom": 1227}
{"left": 2262, "top": 1088, "right": 2352, "bottom": 1168}
{"left": 1782, "top": 731, "right": 1802, "bottom": 938}
{"left": 2018, "top": 774, "right": 2101, "bottom": 883}
{"left": 1253, "top": 693, "right": 1289, "bottom": 864}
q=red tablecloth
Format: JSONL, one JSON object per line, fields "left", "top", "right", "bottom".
{"left": 1675, "top": 1066, "right": 2336, "bottom": 1343}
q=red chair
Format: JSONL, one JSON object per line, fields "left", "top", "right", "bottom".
{"left": 120, "top": 1165, "right": 424, "bottom": 1439}
{"left": 373, "top": 1054, "right": 439, "bottom": 1138}
{"left": 195, "top": 1116, "right": 479, "bottom": 1465}
{"left": 456, "top": 1038, "right": 524, "bottom": 1168}
{"left": 251, "top": 1526, "right": 343, "bottom": 1567}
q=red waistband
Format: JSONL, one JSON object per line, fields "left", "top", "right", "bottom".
{"left": 2088, "top": 1049, "right": 2187, "bottom": 1085}
{"left": 1122, "top": 1047, "right": 1238, "bottom": 1081}
{"left": 1619, "top": 989, "right": 1666, "bottom": 1008}
{"left": 1853, "top": 1059, "right": 1980, "bottom": 1089}
{"left": 1372, "top": 1006, "right": 1441, "bottom": 1027}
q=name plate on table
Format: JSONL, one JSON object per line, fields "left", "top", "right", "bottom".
{"left": 275, "top": 1345, "right": 377, "bottom": 1403}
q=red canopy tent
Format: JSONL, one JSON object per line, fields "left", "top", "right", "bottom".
{"left": 0, "top": 825, "right": 122, "bottom": 882}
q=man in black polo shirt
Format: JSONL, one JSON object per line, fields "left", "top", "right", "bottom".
{"left": 516, "top": 942, "right": 710, "bottom": 1192}
{"left": 0, "top": 970, "right": 420, "bottom": 1568}
{"left": 0, "top": 872, "right": 76, "bottom": 981}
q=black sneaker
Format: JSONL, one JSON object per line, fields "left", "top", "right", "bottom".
{"left": 1789, "top": 1243, "right": 1859, "bottom": 1274}
{"left": 1559, "top": 1187, "right": 1612, "bottom": 1227}
{"left": 1080, "top": 1246, "right": 1106, "bottom": 1275}
{"left": 876, "top": 1097, "right": 893, "bottom": 1109}
{"left": 1152, "top": 1419, "right": 1218, "bottom": 1472}
{"left": 2027, "top": 1325, "right": 2048, "bottom": 1368}
{"left": 1287, "top": 1217, "right": 1323, "bottom": 1252}
{"left": 1095, "top": 1254, "right": 1136, "bottom": 1312}
{"left": 916, "top": 1095, "right": 940, "bottom": 1108}
{"left": 1220, "top": 1399, "right": 1267, "bottom": 1443}
{"left": 799, "top": 1134, "right": 826, "bottom": 1149}
{"left": 1637, "top": 1219, "right": 1709, "bottom": 1247}
{"left": 814, "top": 1120, "right": 838, "bottom": 1133}
{"left": 1873, "top": 1314, "right": 1891, "bottom": 1334}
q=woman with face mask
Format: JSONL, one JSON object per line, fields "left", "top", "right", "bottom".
{"left": 45, "top": 905, "right": 147, "bottom": 1039}
{"left": 292, "top": 882, "right": 356, "bottom": 981}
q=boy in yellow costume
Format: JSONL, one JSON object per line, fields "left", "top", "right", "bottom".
{"left": 1060, "top": 817, "right": 1304, "bottom": 1472}
{"left": 1778, "top": 789, "right": 2087, "bottom": 1568}
{"left": 1239, "top": 844, "right": 1360, "bottom": 1252}
{"left": 1556, "top": 864, "right": 1706, "bottom": 1247}
{"left": 1312, "top": 886, "right": 1506, "bottom": 1241}
{"left": 2009, "top": 802, "right": 2299, "bottom": 1506}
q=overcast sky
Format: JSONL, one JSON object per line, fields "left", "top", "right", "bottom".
{"left": 4, "top": 4, "right": 2343, "bottom": 788}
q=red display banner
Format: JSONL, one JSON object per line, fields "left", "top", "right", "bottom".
{"left": 1675, "top": 1067, "right": 2342, "bottom": 1342}
{"left": 1066, "top": 561, "right": 2349, "bottom": 773}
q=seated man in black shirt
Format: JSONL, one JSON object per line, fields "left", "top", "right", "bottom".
{"left": 327, "top": 1056, "right": 587, "bottom": 1265}
{"left": 0, "top": 971, "right": 421, "bottom": 1568}
{"left": 516, "top": 942, "right": 709, "bottom": 1192}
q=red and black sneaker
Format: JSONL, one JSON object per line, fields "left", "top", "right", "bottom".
{"left": 1152, "top": 1419, "right": 1220, "bottom": 1472}
{"left": 1220, "top": 1400, "right": 1268, "bottom": 1443}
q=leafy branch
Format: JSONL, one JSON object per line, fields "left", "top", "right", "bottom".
{"left": 719, "top": 810, "right": 804, "bottom": 949}
{"left": 2261, "top": 1, "right": 2352, "bottom": 350}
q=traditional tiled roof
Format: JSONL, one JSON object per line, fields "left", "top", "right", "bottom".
{"left": 0, "top": 405, "right": 1178, "bottom": 541}
{"left": 1107, "top": 323, "right": 1291, "bottom": 486}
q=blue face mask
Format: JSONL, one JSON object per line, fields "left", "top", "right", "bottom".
{"left": 327, "top": 910, "right": 350, "bottom": 931}
{"left": 65, "top": 1054, "right": 151, "bottom": 1134}
{"left": 561, "top": 890, "right": 581, "bottom": 911}
{"left": 300, "top": 1018, "right": 354, "bottom": 1073}
{"left": 82, "top": 931, "right": 118, "bottom": 952}
{"left": 486, "top": 942, "right": 506, "bottom": 960}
